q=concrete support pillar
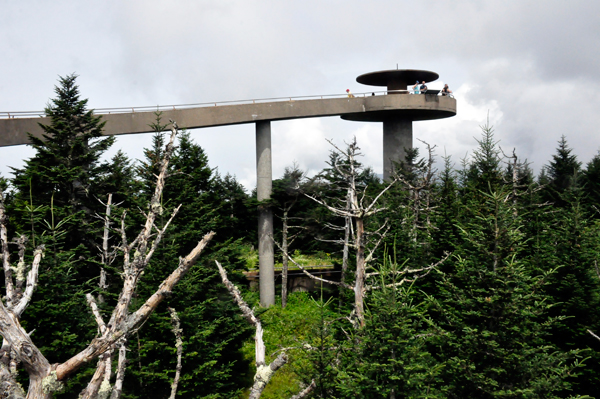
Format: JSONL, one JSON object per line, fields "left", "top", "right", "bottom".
{"left": 256, "top": 120, "right": 275, "bottom": 307}
{"left": 383, "top": 119, "right": 413, "bottom": 180}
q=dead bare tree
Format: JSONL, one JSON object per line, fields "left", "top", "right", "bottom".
{"left": 214, "top": 259, "right": 316, "bottom": 398}
{"left": 168, "top": 307, "right": 183, "bottom": 399}
{"left": 0, "top": 122, "right": 215, "bottom": 399}
{"left": 215, "top": 261, "right": 288, "bottom": 399}
{"left": 288, "top": 138, "right": 449, "bottom": 327}
{"left": 300, "top": 138, "right": 398, "bottom": 326}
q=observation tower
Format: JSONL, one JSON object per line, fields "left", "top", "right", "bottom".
{"left": 342, "top": 69, "right": 455, "bottom": 179}
{"left": 0, "top": 68, "right": 456, "bottom": 307}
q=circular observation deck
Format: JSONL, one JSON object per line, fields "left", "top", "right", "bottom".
{"left": 342, "top": 69, "right": 455, "bottom": 123}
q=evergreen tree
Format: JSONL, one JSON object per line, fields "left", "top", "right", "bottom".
{"left": 542, "top": 136, "right": 582, "bottom": 206}
{"left": 464, "top": 122, "right": 503, "bottom": 193}
{"left": 338, "top": 258, "right": 444, "bottom": 399}
{"left": 97, "top": 150, "right": 143, "bottom": 210}
{"left": 431, "top": 155, "right": 460, "bottom": 257}
{"left": 581, "top": 151, "right": 600, "bottom": 214}
{"left": 124, "top": 127, "right": 254, "bottom": 398}
{"left": 432, "top": 185, "right": 586, "bottom": 397}
{"left": 532, "top": 199, "right": 600, "bottom": 395}
{"left": 11, "top": 74, "right": 114, "bottom": 231}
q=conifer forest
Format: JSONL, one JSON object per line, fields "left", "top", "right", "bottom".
{"left": 4, "top": 76, "right": 600, "bottom": 399}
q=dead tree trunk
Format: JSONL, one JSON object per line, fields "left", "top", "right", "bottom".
{"left": 301, "top": 138, "right": 397, "bottom": 326}
{"left": 354, "top": 217, "right": 366, "bottom": 326}
{"left": 215, "top": 261, "right": 287, "bottom": 398}
{"left": 281, "top": 207, "right": 290, "bottom": 309}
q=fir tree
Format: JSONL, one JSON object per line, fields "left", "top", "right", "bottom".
{"left": 432, "top": 185, "right": 586, "bottom": 397}
{"left": 581, "top": 151, "right": 600, "bottom": 214}
{"left": 127, "top": 127, "right": 254, "bottom": 398}
{"left": 12, "top": 74, "right": 114, "bottom": 220}
{"left": 542, "top": 136, "right": 582, "bottom": 206}
{"left": 338, "top": 256, "right": 444, "bottom": 399}
{"left": 465, "top": 121, "right": 503, "bottom": 193}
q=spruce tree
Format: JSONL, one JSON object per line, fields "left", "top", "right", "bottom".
{"left": 465, "top": 122, "right": 503, "bottom": 193}
{"left": 542, "top": 136, "right": 582, "bottom": 206}
{"left": 338, "top": 259, "right": 444, "bottom": 398}
{"left": 581, "top": 151, "right": 600, "bottom": 214}
{"left": 12, "top": 74, "right": 114, "bottom": 221}
{"left": 532, "top": 198, "right": 600, "bottom": 395}
{"left": 432, "top": 184, "right": 585, "bottom": 397}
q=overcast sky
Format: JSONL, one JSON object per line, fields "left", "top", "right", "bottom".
{"left": 2, "top": 0, "right": 600, "bottom": 190}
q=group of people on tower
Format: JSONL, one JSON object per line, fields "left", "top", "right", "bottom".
{"left": 346, "top": 83, "right": 452, "bottom": 97}
{"left": 412, "top": 81, "right": 453, "bottom": 96}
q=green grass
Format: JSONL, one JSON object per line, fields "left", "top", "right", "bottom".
{"left": 240, "top": 245, "right": 338, "bottom": 271}
{"left": 238, "top": 291, "right": 324, "bottom": 399}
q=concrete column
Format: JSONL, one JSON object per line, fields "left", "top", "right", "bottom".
{"left": 256, "top": 120, "right": 275, "bottom": 307}
{"left": 383, "top": 119, "right": 413, "bottom": 180}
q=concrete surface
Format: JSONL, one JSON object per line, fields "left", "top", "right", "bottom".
{"left": 0, "top": 94, "right": 456, "bottom": 147}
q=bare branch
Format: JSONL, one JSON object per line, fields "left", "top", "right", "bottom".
{"left": 290, "top": 380, "right": 317, "bottom": 399}
{"left": 11, "top": 245, "right": 44, "bottom": 317}
{"left": 86, "top": 294, "right": 107, "bottom": 335}
{"left": 363, "top": 178, "right": 397, "bottom": 215}
{"left": 109, "top": 340, "right": 127, "bottom": 399}
{"left": 366, "top": 252, "right": 450, "bottom": 290}
{"left": 168, "top": 308, "right": 183, "bottom": 399}
{"left": 588, "top": 329, "right": 600, "bottom": 343}
{"left": 0, "top": 188, "right": 15, "bottom": 306}
{"left": 215, "top": 261, "right": 288, "bottom": 399}
{"left": 78, "top": 356, "right": 109, "bottom": 399}
{"left": 144, "top": 204, "right": 182, "bottom": 263}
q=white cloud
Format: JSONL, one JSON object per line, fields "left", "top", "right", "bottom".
{"left": 2, "top": 0, "right": 600, "bottom": 187}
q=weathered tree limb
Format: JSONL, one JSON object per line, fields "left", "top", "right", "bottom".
{"left": 145, "top": 204, "right": 181, "bottom": 264}
{"left": 215, "top": 260, "right": 288, "bottom": 399}
{"left": 78, "top": 355, "right": 109, "bottom": 399}
{"left": 588, "top": 329, "right": 600, "bottom": 343}
{"left": 55, "top": 231, "right": 215, "bottom": 381}
{"left": 86, "top": 294, "right": 107, "bottom": 335}
{"left": 109, "top": 340, "right": 127, "bottom": 399}
{"left": 0, "top": 299, "right": 53, "bottom": 397}
{"left": 366, "top": 252, "right": 450, "bottom": 290}
{"left": 0, "top": 358, "right": 26, "bottom": 399}
{"left": 168, "top": 307, "right": 183, "bottom": 399}
{"left": 290, "top": 380, "right": 316, "bottom": 399}
{"left": 96, "top": 193, "right": 115, "bottom": 303}
{"left": 0, "top": 188, "right": 15, "bottom": 307}
{"left": 11, "top": 245, "right": 44, "bottom": 318}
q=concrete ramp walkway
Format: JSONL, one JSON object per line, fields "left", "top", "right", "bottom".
{"left": 0, "top": 93, "right": 455, "bottom": 147}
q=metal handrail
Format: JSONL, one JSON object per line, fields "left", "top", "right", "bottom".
{"left": 0, "top": 90, "right": 393, "bottom": 119}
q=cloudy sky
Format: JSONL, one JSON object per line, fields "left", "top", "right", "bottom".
{"left": 1, "top": 0, "right": 600, "bottom": 190}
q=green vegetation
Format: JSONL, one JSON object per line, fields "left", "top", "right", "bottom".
{"left": 242, "top": 246, "right": 336, "bottom": 271}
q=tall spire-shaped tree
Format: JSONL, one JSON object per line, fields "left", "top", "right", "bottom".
{"left": 11, "top": 74, "right": 115, "bottom": 248}
{"left": 542, "top": 136, "right": 581, "bottom": 206}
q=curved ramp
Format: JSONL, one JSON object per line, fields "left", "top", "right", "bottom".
{"left": 0, "top": 94, "right": 456, "bottom": 147}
